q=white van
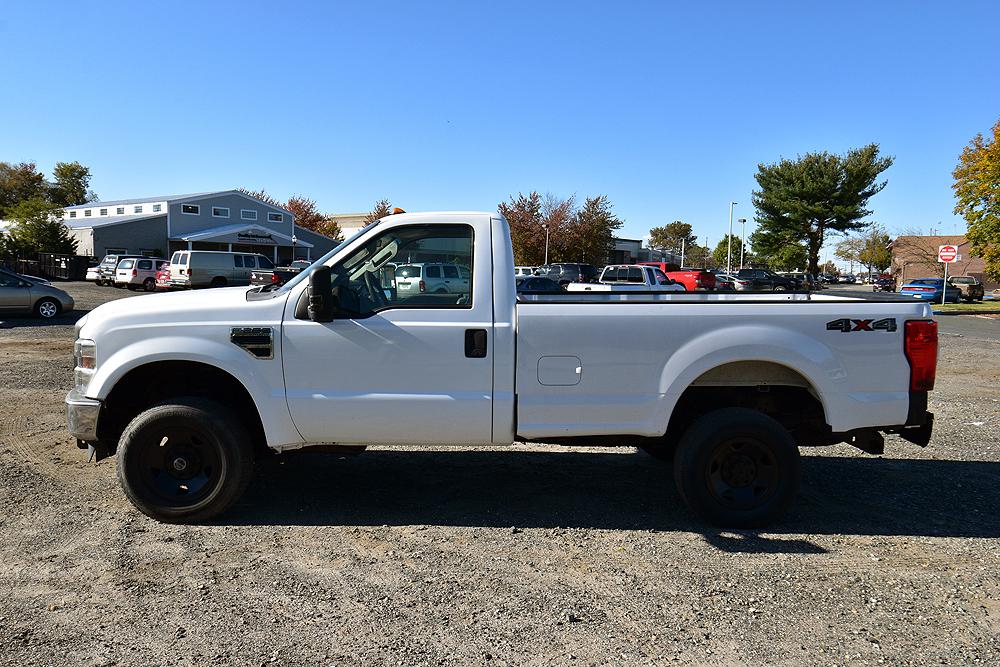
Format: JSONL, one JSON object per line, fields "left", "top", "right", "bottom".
{"left": 169, "top": 251, "right": 275, "bottom": 288}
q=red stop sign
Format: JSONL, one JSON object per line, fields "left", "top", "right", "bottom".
{"left": 938, "top": 245, "right": 958, "bottom": 263}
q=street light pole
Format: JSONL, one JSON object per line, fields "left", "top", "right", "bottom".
{"left": 738, "top": 218, "right": 747, "bottom": 269}
{"left": 542, "top": 224, "right": 550, "bottom": 265}
{"left": 726, "top": 202, "right": 737, "bottom": 273}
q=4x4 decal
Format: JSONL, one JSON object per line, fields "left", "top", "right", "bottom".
{"left": 826, "top": 317, "right": 897, "bottom": 333}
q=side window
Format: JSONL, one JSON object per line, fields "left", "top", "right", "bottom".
{"left": 331, "top": 224, "right": 474, "bottom": 316}
{"left": 242, "top": 255, "right": 257, "bottom": 268}
{"left": 258, "top": 256, "right": 274, "bottom": 268}
{"left": 653, "top": 268, "right": 670, "bottom": 285}
{"left": 138, "top": 260, "right": 152, "bottom": 270}
{"left": 0, "top": 272, "right": 22, "bottom": 287}
{"left": 756, "top": 270, "right": 768, "bottom": 279}
{"left": 442, "top": 265, "right": 459, "bottom": 279}
{"left": 234, "top": 256, "right": 244, "bottom": 268}
{"left": 603, "top": 267, "right": 619, "bottom": 281}
{"left": 627, "top": 267, "right": 643, "bottom": 283}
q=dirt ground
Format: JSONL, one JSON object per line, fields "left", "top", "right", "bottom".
{"left": 1, "top": 282, "right": 998, "bottom": 666}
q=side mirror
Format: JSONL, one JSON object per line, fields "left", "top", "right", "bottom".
{"left": 307, "top": 267, "right": 338, "bottom": 322}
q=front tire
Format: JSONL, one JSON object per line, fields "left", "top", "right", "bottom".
{"left": 143, "top": 277, "right": 156, "bottom": 292}
{"left": 34, "top": 298, "right": 61, "bottom": 319}
{"left": 116, "top": 398, "right": 255, "bottom": 523}
{"left": 773, "top": 285, "right": 788, "bottom": 292}
{"left": 673, "top": 408, "right": 800, "bottom": 528}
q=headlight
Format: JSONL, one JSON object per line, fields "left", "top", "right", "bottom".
{"left": 74, "top": 339, "right": 97, "bottom": 392}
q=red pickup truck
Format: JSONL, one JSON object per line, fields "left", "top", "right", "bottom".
{"left": 639, "top": 262, "right": 716, "bottom": 291}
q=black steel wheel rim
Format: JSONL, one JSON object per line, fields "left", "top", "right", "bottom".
{"left": 134, "top": 426, "right": 223, "bottom": 508}
{"left": 705, "top": 437, "right": 779, "bottom": 510}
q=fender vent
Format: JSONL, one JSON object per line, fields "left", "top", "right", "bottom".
{"left": 231, "top": 327, "right": 273, "bottom": 359}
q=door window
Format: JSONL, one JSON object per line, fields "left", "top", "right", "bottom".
{"left": 138, "top": 260, "right": 152, "bottom": 270}
{"left": 0, "top": 272, "right": 23, "bottom": 287}
{"left": 331, "top": 224, "right": 474, "bottom": 315}
{"left": 442, "top": 265, "right": 459, "bottom": 279}
{"left": 233, "top": 256, "right": 244, "bottom": 268}
{"left": 241, "top": 255, "right": 257, "bottom": 268}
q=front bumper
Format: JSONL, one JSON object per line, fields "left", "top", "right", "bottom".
{"left": 65, "top": 389, "right": 101, "bottom": 441}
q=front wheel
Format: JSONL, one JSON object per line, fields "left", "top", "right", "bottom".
{"left": 34, "top": 298, "right": 61, "bottom": 319}
{"left": 673, "top": 407, "right": 800, "bottom": 528}
{"left": 773, "top": 285, "right": 788, "bottom": 292}
{"left": 143, "top": 277, "right": 156, "bottom": 292}
{"left": 117, "top": 398, "right": 255, "bottom": 523}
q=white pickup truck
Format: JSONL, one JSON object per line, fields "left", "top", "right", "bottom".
{"left": 66, "top": 211, "right": 938, "bottom": 527}
{"left": 567, "top": 264, "right": 686, "bottom": 292}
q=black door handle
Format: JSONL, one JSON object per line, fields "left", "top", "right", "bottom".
{"left": 465, "top": 329, "right": 487, "bottom": 358}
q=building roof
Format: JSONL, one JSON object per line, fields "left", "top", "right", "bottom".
{"left": 171, "top": 222, "right": 314, "bottom": 247}
{"left": 63, "top": 212, "right": 166, "bottom": 229}
{"left": 63, "top": 189, "right": 293, "bottom": 215}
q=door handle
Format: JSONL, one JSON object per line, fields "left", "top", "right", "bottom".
{"left": 465, "top": 329, "right": 487, "bottom": 358}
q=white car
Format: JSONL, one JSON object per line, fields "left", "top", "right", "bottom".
{"left": 394, "top": 263, "right": 471, "bottom": 298}
{"left": 567, "top": 264, "right": 686, "bottom": 291}
{"left": 115, "top": 258, "right": 169, "bottom": 291}
{"left": 67, "top": 211, "right": 937, "bottom": 528}
{"left": 514, "top": 266, "right": 537, "bottom": 277}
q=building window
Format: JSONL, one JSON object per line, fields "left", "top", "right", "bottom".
{"left": 84, "top": 209, "right": 92, "bottom": 217}
{"left": 106, "top": 247, "right": 127, "bottom": 254}
{"left": 116, "top": 207, "right": 125, "bottom": 215}
{"left": 153, "top": 204, "right": 162, "bottom": 212}
{"left": 212, "top": 207, "right": 230, "bottom": 218}
{"left": 181, "top": 204, "right": 200, "bottom": 215}
{"left": 267, "top": 212, "right": 283, "bottom": 223}
{"left": 68, "top": 211, "right": 76, "bottom": 218}
{"left": 134, "top": 205, "right": 143, "bottom": 213}
{"left": 241, "top": 209, "right": 257, "bottom": 221}
{"left": 99, "top": 208, "right": 108, "bottom": 216}
{"left": 139, "top": 248, "right": 159, "bottom": 257}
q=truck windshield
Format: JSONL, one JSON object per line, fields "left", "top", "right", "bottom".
{"left": 277, "top": 221, "right": 379, "bottom": 293}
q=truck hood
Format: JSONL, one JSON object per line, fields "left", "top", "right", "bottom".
{"left": 78, "top": 286, "right": 284, "bottom": 340}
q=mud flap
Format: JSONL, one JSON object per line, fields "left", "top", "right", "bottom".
{"left": 897, "top": 412, "right": 933, "bottom": 448}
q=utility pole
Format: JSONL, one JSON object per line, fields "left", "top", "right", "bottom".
{"left": 726, "top": 202, "right": 737, "bottom": 273}
{"left": 738, "top": 218, "right": 747, "bottom": 269}
{"left": 680, "top": 238, "right": 686, "bottom": 267}
{"left": 542, "top": 223, "right": 550, "bottom": 265}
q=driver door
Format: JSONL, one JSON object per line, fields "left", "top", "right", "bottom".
{"left": 281, "top": 222, "right": 495, "bottom": 445}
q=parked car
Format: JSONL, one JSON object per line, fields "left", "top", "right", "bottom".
{"left": 713, "top": 273, "right": 737, "bottom": 291}
{"left": 67, "top": 209, "right": 938, "bottom": 528}
{"left": 568, "top": 264, "right": 685, "bottom": 291}
{"left": 947, "top": 276, "right": 984, "bottom": 302}
{"left": 535, "top": 263, "right": 601, "bottom": 286}
{"left": 735, "top": 268, "right": 800, "bottom": 291}
{"left": 394, "top": 263, "right": 471, "bottom": 298}
{"left": 638, "top": 262, "right": 716, "bottom": 291}
{"left": 154, "top": 264, "right": 173, "bottom": 291}
{"left": 779, "top": 272, "right": 821, "bottom": 290}
{"left": 841, "top": 274, "right": 857, "bottom": 284}
{"left": 514, "top": 266, "right": 537, "bottom": 277}
{"left": 899, "top": 278, "right": 961, "bottom": 303}
{"left": 251, "top": 259, "right": 313, "bottom": 287}
{"left": 93, "top": 254, "right": 144, "bottom": 286}
{"left": 515, "top": 276, "right": 563, "bottom": 293}
{"left": 169, "top": 251, "right": 275, "bottom": 289}
{"left": 0, "top": 267, "right": 75, "bottom": 318}
{"left": 872, "top": 275, "right": 896, "bottom": 293}
{"left": 114, "top": 258, "right": 169, "bottom": 292}
{"left": 85, "top": 262, "right": 101, "bottom": 283}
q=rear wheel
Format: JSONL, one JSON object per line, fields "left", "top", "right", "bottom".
{"left": 143, "top": 277, "right": 156, "bottom": 292}
{"left": 34, "top": 298, "right": 60, "bottom": 319}
{"left": 773, "top": 285, "right": 788, "bottom": 292}
{"left": 116, "top": 398, "right": 255, "bottom": 523}
{"left": 673, "top": 407, "right": 800, "bottom": 527}
{"left": 210, "top": 276, "right": 227, "bottom": 288}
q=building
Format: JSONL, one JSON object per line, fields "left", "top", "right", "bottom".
{"left": 889, "top": 235, "right": 997, "bottom": 290}
{"left": 610, "top": 237, "right": 681, "bottom": 265}
{"left": 61, "top": 190, "right": 341, "bottom": 263}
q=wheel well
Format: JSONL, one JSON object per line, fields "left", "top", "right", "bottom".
{"left": 666, "top": 362, "right": 830, "bottom": 446}
{"left": 97, "top": 361, "right": 266, "bottom": 456}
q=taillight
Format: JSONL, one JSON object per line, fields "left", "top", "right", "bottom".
{"left": 419, "top": 280, "right": 426, "bottom": 292}
{"left": 132, "top": 269, "right": 137, "bottom": 276}
{"left": 271, "top": 274, "right": 280, "bottom": 284}
{"left": 904, "top": 320, "right": 938, "bottom": 391}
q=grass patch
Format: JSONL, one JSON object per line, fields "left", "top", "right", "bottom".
{"left": 933, "top": 301, "right": 1000, "bottom": 313}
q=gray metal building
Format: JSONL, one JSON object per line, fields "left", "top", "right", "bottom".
{"left": 62, "top": 190, "right": 340, "bottom": 262}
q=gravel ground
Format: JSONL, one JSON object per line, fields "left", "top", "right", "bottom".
{"left": 1, "top": 282, "right": 998, "bottom": 666}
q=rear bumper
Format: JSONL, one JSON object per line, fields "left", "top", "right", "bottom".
{"left": 65, "top": 389, "right": 101, "bottom": 441}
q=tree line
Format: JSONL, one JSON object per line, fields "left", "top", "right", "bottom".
{"left": 0, "top": 161, "right": 95, "bottom": 257}
{"left": 499, "top": 192, "right": 622, "bottom": 266}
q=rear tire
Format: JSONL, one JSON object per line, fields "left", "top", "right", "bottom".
{"left": 673, "top": 407, "right": 800, "bottom": 528}
{"left": 210, "top": 276, "right": 227, "bottom": 288}
{"left": 116, "top": 398, "right": 255, "bottom": 523}
{"left": 143, "top": 278, "right": 156, "bottom": 292}
{"left": 773, "top": 285, "right": 788, "bottom": 292}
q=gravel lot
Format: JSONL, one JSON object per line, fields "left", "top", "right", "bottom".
{"left": 1, "top": 282, "right": 998, "bottom": 666}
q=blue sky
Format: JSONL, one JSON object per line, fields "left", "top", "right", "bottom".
{"left": 2, "top": 1, "right": 998, "bottom": 263}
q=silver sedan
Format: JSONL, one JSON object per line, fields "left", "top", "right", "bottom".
{"left": 0, "top": 268, "right": 75, "bottom": 318}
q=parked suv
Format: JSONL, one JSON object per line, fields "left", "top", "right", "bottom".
{"left": 93, "top": 254, "right": 144, "bottom": 286}
{"left": 394, "top": 263, "right": 471, "bottom": 298}
{"left": 536, "top": 263, "right": 600, "bottom": 286}
{"left": 948, "top": 276, "right": 984, "bottom": 302}
{"left": 735, "top": 268, "right": 800, "bottom": 291}
{"left": 115, "top": 258, "right": 169, "bottom": 291}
